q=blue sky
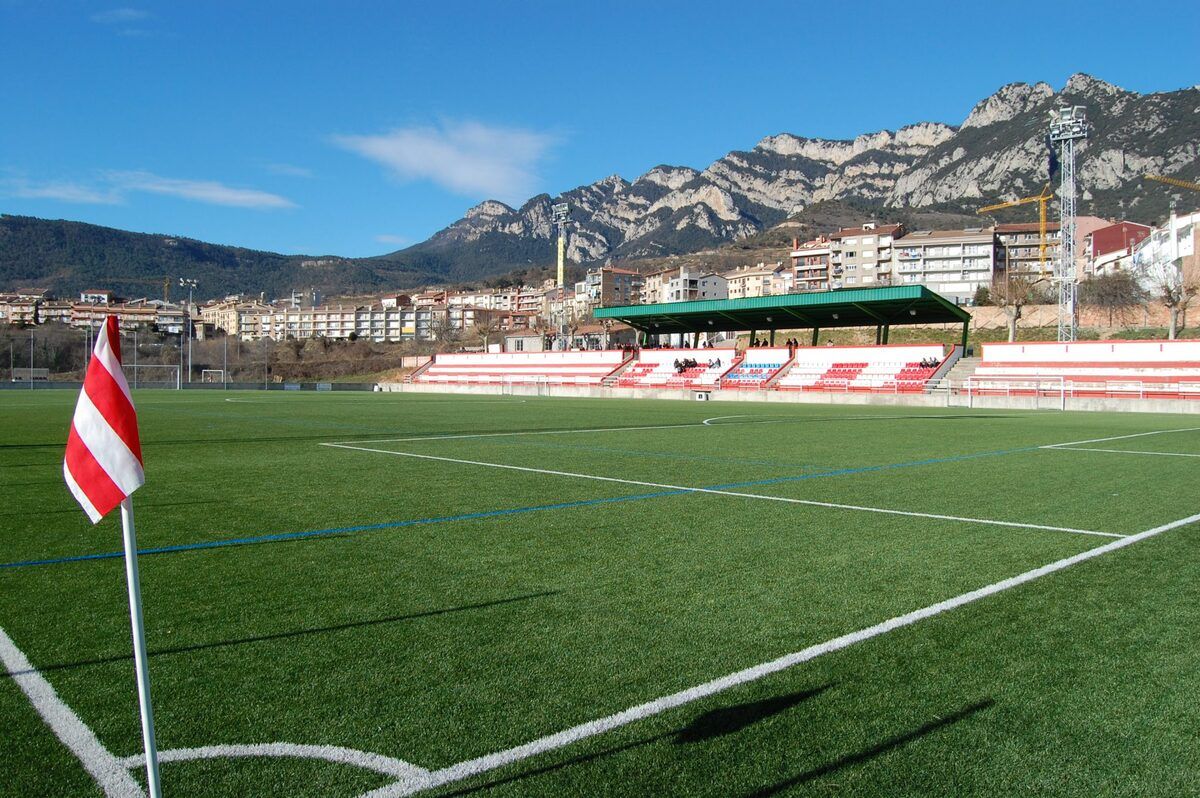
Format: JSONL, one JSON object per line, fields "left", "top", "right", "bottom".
{"left": 1, "top": 0, "right": 1197, "bottom": 257}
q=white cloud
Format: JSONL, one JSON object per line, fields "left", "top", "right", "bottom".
{"left": 4, "top": 179, "right": 122, "bottom": 205}
{"left": 2, "top": 171, "right": 295, "bottom": 210}
{"left": 264, "top": 162, "right": 314, "bottom": 178}
{"left": 333, "top": 120, "right": 557, "bottom": 202}
{"left": 375, "top": 234, "right": 409, "bottom": 245}
{"left": 105, "top": 170, "right": 297, "bottom": 209}
{"left": 91, "top": 7, "right": 148, "bottom": 24}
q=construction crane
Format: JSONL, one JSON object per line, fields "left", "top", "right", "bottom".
{"left": 978, "top": 183, "right": 1054, "bottom": 269}
{"left": 1146, "top": 174, "right": 1200, "bottom": 193}
{"left": 119, "top": 276, "right": 173, "bottom": 303}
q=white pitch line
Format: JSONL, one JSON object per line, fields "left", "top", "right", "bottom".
{"left": 321, "top": 443, "right": 1119, "bottom": 538}
{"left": 118, "top": 743, "right": 429, "bottom": 785}
{"left": 1048, "top": 446, "right": 1200, "bottom": 459}
{"left": 702, "top": 415, "right": 752, "bottom": 425}
{"left": 1040, "top": 426, "right": 1200, "bottom": 449}
{"left": 362, "top": 509, "right": 1200, "bottom": 798}
{"left": 0, "top": 626, "right": 143, "bottom": 798}
{"left": 336, "top": 421, "right": 724, "bottom": 445}
{"left": 325, "top": 412, "right": 969, "bottom": 446}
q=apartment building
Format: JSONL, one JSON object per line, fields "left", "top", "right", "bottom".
{"left": 994, "top": 223, "right": 1062, "bottom": 277}
{"left": 584, "top": 266, "right": 644, "bottom": 307}
{"left": 892, "top": 227, "right": 997, "bottom": 303}
{"left": 1132, "top": 210, "right": 1199, "bottom": 282}
{"left": 789, "top": 237, "right": 834, "bottom": 292}
{"left": 643, "top": 266, "right": 728, "bottom": 304}
{"left": 830, "top": 223, "right": 903, "bottom": 288}
{"left": 724, "top": 262, "right": 786, "bottom": 300}
{"left": 1084, "top": 221, "right": 1152, "bottom": 277}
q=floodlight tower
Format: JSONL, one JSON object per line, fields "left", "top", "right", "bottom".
{"left": 551, "top": 202, "right": 570, "bottom": 349}
{"left": 1048, "top": 105, "right": 1088, "bottom": 341}
{"left": 179, "top": 277, "right": 198, "bottom": 381}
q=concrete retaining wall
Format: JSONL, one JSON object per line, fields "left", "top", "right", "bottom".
{"left": 378, "top": 380, "right": 1200, "bottom": 415}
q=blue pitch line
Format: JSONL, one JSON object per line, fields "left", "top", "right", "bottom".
{"left": 1, "top": 443, "right": 1044, "bottom": 571}
{"left": 0, "top": 490, "right": 685, "bottom": 570}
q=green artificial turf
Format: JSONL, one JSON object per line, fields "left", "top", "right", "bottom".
{"left": 1, "top": 390, "right": 1198, "bottom": 797}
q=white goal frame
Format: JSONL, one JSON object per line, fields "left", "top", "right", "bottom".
{"left": 201, "top": 369, "right": 228, "bottom": 385}
{"left": 122, "top": 363, "right": 182, "bottom": 390}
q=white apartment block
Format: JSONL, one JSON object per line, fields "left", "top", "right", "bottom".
{"left": 644, "top": 266, "right": 728, "bottom": 303}
{"left": 891, "top": 227, "right": 997, "bottom": 303}
{"left": 830, "top": 223, "right": 903, "bottom": 289}
{"left": 724, "top": 262, "right": 786, "bottom": 300}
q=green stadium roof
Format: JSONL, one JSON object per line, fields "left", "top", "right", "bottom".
{"left": 593, "top": 286, "right": 970, "bottom": 335}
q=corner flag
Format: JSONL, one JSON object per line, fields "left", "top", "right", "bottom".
{"left": 64, "top": 315, "right": 163, "bottom": 798}
{"left": 64, "top": 315, "right": 144, "bottom": 522}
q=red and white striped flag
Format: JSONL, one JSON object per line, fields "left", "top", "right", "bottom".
{"left": 63, "top": 315, "right": 144, "bottom": 523}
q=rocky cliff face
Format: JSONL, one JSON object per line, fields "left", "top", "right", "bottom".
{"left": 393, "top": 74, "right": 1200, "bottom": 278}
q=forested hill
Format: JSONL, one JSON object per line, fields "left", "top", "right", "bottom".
{"left": 0, "top": 215, "right": 440, "bottom": 299}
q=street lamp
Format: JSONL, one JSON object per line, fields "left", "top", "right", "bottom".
{"left": 179, "top": 278, "right": 198, "bottom": 382}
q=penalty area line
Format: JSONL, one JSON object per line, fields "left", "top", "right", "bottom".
{"left": 1040, "top": 426, "right": 1200, "bottom": 449}
{"left": 321, "top": 443, "right": 1121, "bottom": 538}
{"left": 361, "top": 510, "right": 1200, "bottom": 798}
{"left": 1044, "top": 446, "right": 1200, "bottom": 459}
{"left": 0, "top": 626, "right": 142, "bottom": 798}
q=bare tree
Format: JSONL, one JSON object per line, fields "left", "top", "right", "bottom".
{"left": 470, "top": 315, "right": 501, "bottom": 350}
{"left": 1078, "top": 272, "right": 1146, "bottom": 328}
{"left": 431, "top": 313, "right": 460, "bottom": 350}
{"left": 1137, "top": 257, "right": 1198, "bottom": 340}
{"left": 990, "top": 270, "right": 1049, "bottom": 342}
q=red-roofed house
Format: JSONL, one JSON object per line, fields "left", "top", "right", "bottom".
{"left": 1085, "top": 221, "right": 1152, "bottom": 276}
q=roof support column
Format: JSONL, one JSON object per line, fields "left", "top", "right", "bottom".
{"left": 769, "top": 329, "right": 776, "bottom": 346}
{"left": 962, "top": 319, "right": 969, "bottom": 352}
{"left": 811, "top": 327, "right": 820, "bottom": 347}
{"left": 749, "top": 329, "right": 756, "bottom": 347}
{"left": 692, "top": 331, "right": 699, "bottom": 348}
{"left": 882, "top": 324, "right": 890, "bottom": 345}
{"left": 875, "top": 325, "right": 882, "bottom": 345}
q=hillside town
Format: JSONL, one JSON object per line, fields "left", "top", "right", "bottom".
{"left": 2, "top": 210, "right": 1195, "bottom": 353}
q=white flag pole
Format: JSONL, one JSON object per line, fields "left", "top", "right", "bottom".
{"left": 120, "top": 496, "right": 163, "bottom": 798}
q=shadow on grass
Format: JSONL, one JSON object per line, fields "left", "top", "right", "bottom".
{"left": 439, "top": 685, "right": 834, "bottom": 797}
{"left": 0, "top": 498, "right": 218, "bottom": 519}
{"left": 11, "top": 590, "right": 558, "bottom": 677}
{"left": 742, "top": 698, "right": 995, "bottom": 797}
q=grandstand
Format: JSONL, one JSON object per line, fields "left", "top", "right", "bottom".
{"left": 413, "top": 350, "right": 629, "bottom": 386}
{"left": 718, "top": 347, "right": 791, "bottom": 389}
{"left": 776, "top": 344, "right": 950, "bottom": 393}
{"left": 614, "top": 349, "right": 730, "bottom": 389}
{"left": 972, "top": 341, "right": 1200, "bottom": 399}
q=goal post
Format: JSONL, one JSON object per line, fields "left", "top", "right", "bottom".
{"left": 122, "top": 364, "right": 182, "bottom": 390}
{"left": 201, "top": 369, "right": 227, "bottom": 384}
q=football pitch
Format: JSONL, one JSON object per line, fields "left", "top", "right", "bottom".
{"left": 2, "top": 390, "right": 1199, "bottom": 797}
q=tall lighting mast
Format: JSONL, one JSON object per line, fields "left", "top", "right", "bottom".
{"left": 1048, "top": 105, "right": 1088, "bottom": 341}
{"left": 179, "top": 277, "right": 198, "bottom": 381}
{"left": 551, "top": 202, "right": 570, "bottom": 350}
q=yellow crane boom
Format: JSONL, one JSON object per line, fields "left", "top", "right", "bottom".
{"left": 978, "top": 184, "right": 1053, "bottom": 268}
{"left": 1146, "top": 174, "right": 1200, "bottom": 193}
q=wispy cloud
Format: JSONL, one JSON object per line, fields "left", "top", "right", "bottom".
{"left": 4, "top": 179, "right": 122, "bottom": 205}
{"left": 332, "top": 120, "right": 557, "bottom": 202}
{"left": 105, "top": 171, "right": 296, "bottom": 208}
{"left": 2, "top": 171, "right": 295, "bottom": 210}
{"left": 264, "top": 162, "right": 314, "bottom": 178}
{"left": 375, "top": 234, "right": 409, "bottom": 246}
{"left": 91, "top": 7, "right": 148, "bottom": 24}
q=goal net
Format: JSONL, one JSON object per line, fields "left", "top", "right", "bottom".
{"left": 201, "top": 369, "right": 227, "bottom": 384}
{"left": 122, "top": 364, "right": 181, "bottom": 389}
